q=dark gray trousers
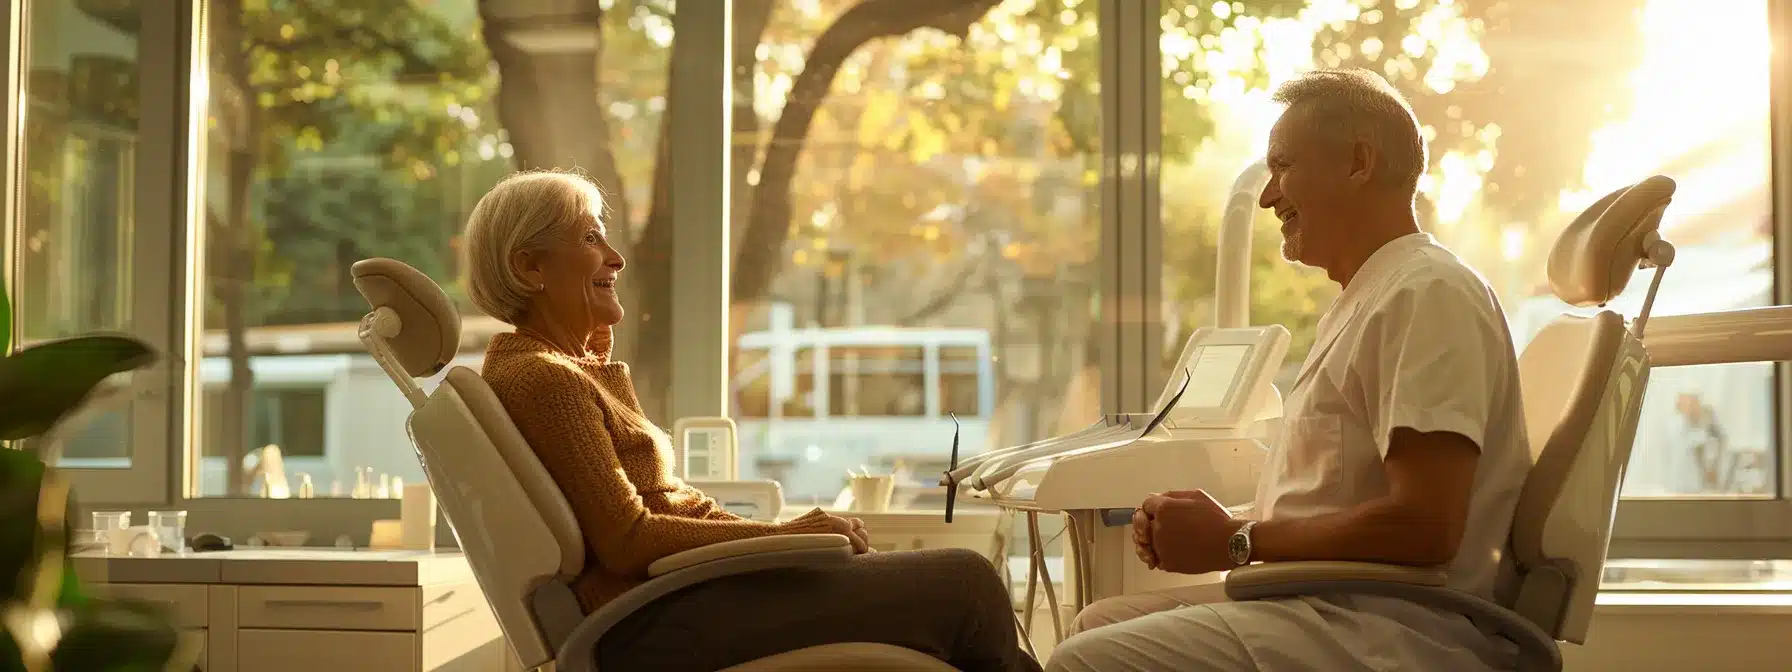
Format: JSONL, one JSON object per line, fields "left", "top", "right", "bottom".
{"left": 596, "top": 547, "right": 1043, "bottom": 672}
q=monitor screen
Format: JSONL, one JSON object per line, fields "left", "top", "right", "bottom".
{"left": 1177, "top": 344, "right": 1251, "bottom": 409}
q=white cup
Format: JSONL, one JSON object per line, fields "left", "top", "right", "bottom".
{"left": 847, "top": 475, "right": 895, "bottom": 513}
{"left": 106, "top": 525, "right": 161, "bottom": 557}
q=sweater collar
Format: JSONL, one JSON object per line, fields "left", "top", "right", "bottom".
{"left": 489, "top": 326, "right": 614, "bottom": 367}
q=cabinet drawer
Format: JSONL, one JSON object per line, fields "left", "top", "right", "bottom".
{"left": 237, "top": 586, "right": 419, "bottom": 631}
{"left": 90, "top": 583, "right": 209, "bottom": 629}
{"left": 235, "top": 629, "right": 416, "bottom": 671}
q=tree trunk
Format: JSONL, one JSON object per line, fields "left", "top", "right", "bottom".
{"left": 728, "top": 0, "right": 1001, "bottom": 310}
{"left": 729, "top": 0, "right": 775, "bottom": 266}
{"left": 476, "top": 1, "right": 635, "bottom": 357}
{"left": 213, "top": 0, "right": 258, "bottom": 496}
{"left": 221, "top": 151, "right": 256, "bottom": 495}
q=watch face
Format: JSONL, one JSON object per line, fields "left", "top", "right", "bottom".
{"left": 1228, "top": 530, "right": 1249, "bottom": 564}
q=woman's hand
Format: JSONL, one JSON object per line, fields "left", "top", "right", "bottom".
{"left": 823, "top": 514, "right": 874, "bottom": 554}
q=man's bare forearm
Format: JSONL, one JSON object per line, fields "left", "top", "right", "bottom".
{"left": 1248, "top": 498, "right": 1460, "bottom": 567}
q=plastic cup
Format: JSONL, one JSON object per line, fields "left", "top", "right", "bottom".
{"left": 148, "top": 510, "right": 187, "bottom": 552}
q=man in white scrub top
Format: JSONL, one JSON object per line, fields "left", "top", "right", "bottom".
{"left": 1046, "top": 68, "right": 1532, "bottom": 671}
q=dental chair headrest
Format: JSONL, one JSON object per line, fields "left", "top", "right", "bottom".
{"left": 351, "top": 258, "right": 462, "bottom": 378}
{"left": 1546, "top": 175, "right": 1676, "bottom": 307}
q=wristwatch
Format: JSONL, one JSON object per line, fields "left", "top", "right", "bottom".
{"left": 1227, "top": 520, "right": 1257, "bottom": 566}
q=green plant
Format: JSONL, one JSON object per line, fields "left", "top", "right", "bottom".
{"left": 0, "top": 278, "right": 191, "bottom": 670}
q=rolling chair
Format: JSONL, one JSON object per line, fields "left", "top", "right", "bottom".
{"left": 349, "top": 259, "right": 957, "bottom": 672}
{"left": 1223, "top": 175, "right": 1679, "bottom": 672}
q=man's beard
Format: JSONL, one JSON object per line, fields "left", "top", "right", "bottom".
{"left": 1280, "top": 227, "right": 1303, "bottom": 262}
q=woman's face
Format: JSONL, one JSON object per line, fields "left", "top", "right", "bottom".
{"left": 518, "top": 209, "right": 627, "bottom": 330}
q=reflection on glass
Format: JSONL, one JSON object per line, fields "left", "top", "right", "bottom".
{"left": 193, "top": 1, "right": 664, "bottom": 495}
{"left": 1157, "top": 0, "right": 1775, "bottom": 501}
{"left": 18, "top": 0, "right": 142, "bottom": 466}
{"left": 728, "top": 0, "right": 1100, "bottom": 514}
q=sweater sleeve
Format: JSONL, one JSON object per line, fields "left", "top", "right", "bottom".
{"left": 493, "top": 361, "right": 835, "bottom": 578}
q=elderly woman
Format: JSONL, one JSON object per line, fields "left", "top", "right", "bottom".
{"left": 464, "top": 170, "right": 1040, "bottom": 672}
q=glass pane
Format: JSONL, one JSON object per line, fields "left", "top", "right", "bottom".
{"left": 729, "top": 0, "right": 1100, "bottom": 523}
{"left": 1158, "top": 0, "right": 1774, "bottom": 500}
{"left": 193, "top": 0, "right": 654, "bottom": 495}
{"left": 17, "top": 0, "right": 142, "bottom": 467}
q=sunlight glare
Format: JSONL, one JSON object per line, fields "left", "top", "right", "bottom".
{"left": 1559, "top": 0, "right": 1770, "bottom": 233}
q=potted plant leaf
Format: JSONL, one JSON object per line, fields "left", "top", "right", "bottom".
{"left": 0, "top": 277, "right": 196, "bottom": 671}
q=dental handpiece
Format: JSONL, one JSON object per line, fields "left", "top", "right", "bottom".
{"left": 968, "top": 424, "right": 1141, "bottom": 490}
{"left": 943, "top": 421, "right": 1118, "bottom": 486}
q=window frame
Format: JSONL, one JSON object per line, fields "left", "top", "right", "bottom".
{"left": 1604, "top": 0, "right": 1792, "bottom": 559}
{"left": 3, "top": 0, "right": 187, "bottom": 505}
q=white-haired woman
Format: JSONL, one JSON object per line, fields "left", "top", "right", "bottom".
{"left": 465, "top": 170, "right": 1040, "bottom": 672}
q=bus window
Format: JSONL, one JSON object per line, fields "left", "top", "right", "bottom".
{"left": 940, "top": 345, "right": 983, "bottom": 417}
{"left": 778, "top": 347, "right": 819, "bottom": 419}
{"left": 734, "top": 348, "right": 772, "bottom": 418}
{"left": 828, "top": 345, "right": 926, "bottom": 417}
{"left": 256, "top": 388, "right": 328, "bottom": 457}
{"left": 202, "top": 387, "right": 328, "bottom": 458}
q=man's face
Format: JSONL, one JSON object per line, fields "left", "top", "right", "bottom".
{"left": 1258, "top": 109, "right": 1356, "bottom": 268}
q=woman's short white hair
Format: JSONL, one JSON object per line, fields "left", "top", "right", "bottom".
{"left": 1271, "top": 68, "right": 1427, "bottom": 193}
{"left": 463, "top": 169, "right": 606, "bottom": 324}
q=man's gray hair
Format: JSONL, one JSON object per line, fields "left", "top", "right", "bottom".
{"left": 1271, "top": 68, "right": 1426, "bottom": 193}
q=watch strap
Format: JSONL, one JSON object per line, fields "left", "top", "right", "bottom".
{"left": 1230, "top": 520, "right": 1258, "bottom": 566}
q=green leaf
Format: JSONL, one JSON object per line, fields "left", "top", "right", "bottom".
{"left": 0, "top": 335, "right": 156, "bottom": 441}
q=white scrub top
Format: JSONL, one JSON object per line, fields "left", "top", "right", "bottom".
{"left": 1243, "top": 232, "right": 1533, "bottom": 669}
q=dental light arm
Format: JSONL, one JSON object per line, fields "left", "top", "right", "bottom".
{"left": 1217, "top": 161, "right": 1271, "bottom": 330}
{"left": 1640, "top": 306, "right": 1792, "bottom": 367}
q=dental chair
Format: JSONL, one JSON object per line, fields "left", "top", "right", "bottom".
{"left": 1223, "top": 175, "right": 1677, "bottom": 672}
{"left": 349, "top": 258, "right": 956, "bottom": 672}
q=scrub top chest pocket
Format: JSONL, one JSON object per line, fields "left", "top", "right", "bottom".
{"left": 1273, "top": 415, "right": 1345, "bottom": 495}
{"left": 1256, "top": 368, "right": 1353, "bottom": 519}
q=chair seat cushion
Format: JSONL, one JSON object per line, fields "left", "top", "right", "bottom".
{"left": 718, "top": 642, "right": 957, "bottom": 671}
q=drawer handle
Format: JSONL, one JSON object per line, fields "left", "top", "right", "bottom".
{"left": 263, "top": 599, "right": 385, "bottom": 611}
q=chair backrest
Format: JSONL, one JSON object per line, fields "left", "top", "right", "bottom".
{"left": 1507, "top": 176, "right": 1675, "bottom": 645}
{"left": 351, "top": 258, "right": 587, "bottom": 670}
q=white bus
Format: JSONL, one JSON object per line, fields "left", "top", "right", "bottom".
{"left": 732, "top": 325, "right": 997, "bottom": 506}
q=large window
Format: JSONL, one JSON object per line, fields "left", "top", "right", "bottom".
{"left": 189, "top": 0, "right": 669, "bottom": 497}
{"left": 726, "top": 0, "right": 1100, "bottom": 515}
{"left": 1156, "top": 0, "right": 1778, "bottom": 546}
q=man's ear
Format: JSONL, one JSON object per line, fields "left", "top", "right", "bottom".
{"left": 1347, "top": 139, "right": 1377, "bottom": 187}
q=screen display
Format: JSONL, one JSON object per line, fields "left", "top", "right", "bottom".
{"left": 1177, "top": 344, "right": 1251, "bottom": 409}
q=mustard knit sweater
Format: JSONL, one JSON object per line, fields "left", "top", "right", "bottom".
{"left": 482, "top": 328, "right": 835, "bottom": 612}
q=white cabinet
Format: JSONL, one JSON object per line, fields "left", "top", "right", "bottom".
{"left": 75, "top": 549, "right": 511, "bottom": 672}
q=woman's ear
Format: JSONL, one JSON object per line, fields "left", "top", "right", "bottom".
{"left": 512, "top": 248, "right": 545, "bottom": 291}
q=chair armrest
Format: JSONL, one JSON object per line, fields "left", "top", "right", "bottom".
{"left": 558, "top": 539, "right": 855, "bottom": 672}
{"left": 1225, "top": 561, "right": 1561, "bottom": 672}
{"left": 1225, "top": 560, "right": 1446, "bottom": 595}
{"left": 649, "top": 534, "right": 851, "bottom": 577}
